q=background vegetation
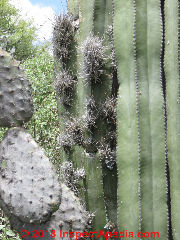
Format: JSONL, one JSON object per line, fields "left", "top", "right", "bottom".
{"left": 0, "top": 0, "right": 38, "bottom": 61}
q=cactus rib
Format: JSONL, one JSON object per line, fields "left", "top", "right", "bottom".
{"left": 135, "top": 0, "right": 167, "bottom": 238}
{"left": 113, "top": 0, "right": 139, "bottom": 235}
{"left": 164, "top": 0, "right": 180, "bottom": 238}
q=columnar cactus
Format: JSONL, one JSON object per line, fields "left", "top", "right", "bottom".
{"left": 54, "top": 0, "right": 180, "bottom": 239}
{"left": 54, "top": 0, "right": 118, "bottom": 233}
{"left": 114, "top": 0, "right": 167, "bottom": 238}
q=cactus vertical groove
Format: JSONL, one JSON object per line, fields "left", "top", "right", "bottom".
{"left": 114, "top": 0, "right": 139, "bottom": 236}
{"left": 114, "top": 0, "right": 167, "bottom": 238}
{"left": 132, "top": 0, "right": 142, "bottom": 232}
{"left": 165, "top": 0, "right": 180, "bottom": 238}
{"left": 135, "top": 0, "right": 167, "bottom": 238}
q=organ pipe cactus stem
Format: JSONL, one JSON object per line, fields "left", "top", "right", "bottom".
{"left": 53, "top": 0, "right": 180, "bottom": 238}
{"left": 114, "top": 0, "right": 167, "bottom": 238}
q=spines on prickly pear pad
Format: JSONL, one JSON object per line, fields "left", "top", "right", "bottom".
{"left": 0, "top": 49, "right": 34, "bottom": 127}
{"left": 0, "top": 127, "right": 61, "bottom": 224}
{"left": 4, "top": 184, "right": 89, "bottom": 240}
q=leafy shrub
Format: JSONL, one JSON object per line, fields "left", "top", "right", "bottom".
{"left": 22, "top": 45, "right": 61, "bottom": 166}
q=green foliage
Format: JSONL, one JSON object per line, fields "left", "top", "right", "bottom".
{"left": 0, "top": 0, "right": 37, "bottom": 61}
{"left": 0, "top": 129, "right": 7, "bottom": 142}
{"left": 0, "top": 212, "right": 20, "bottom": 240}
{"left": 22, "top": 46, "right": 60, "bottom": 165}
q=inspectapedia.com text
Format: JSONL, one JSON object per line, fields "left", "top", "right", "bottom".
{"left": 20, "top": 229, "right": 159, "bottom": 239}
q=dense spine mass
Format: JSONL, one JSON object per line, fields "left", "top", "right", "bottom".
{"left": 54, "top": 0, "right": 118, "bottom": 233}
{"left": 164, "top": 0, "right": 180, "bottom": 238}
{"left": 75, "top": 0, "right": 107, "bottom": 232}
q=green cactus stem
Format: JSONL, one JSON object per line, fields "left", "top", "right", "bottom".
{"left": 67, "top": 0, "right": 79, "bottom": 19}
{"left": 164, "top": 0, "right": 180, "bottom": 238}
{"left": 114, "top": 0, "right": 167, "bottom": 238}
{"left": 74, "top": 0, "right": 107, "bottom": 232}
{"left": 113, "top": 0, "right": 139, "bottom": 235}
{"left": 135, "top": 0, "right": 167, "bottom": 237}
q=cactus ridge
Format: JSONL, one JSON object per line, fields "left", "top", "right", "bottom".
{"left": 164, "top": 0, "right": 180, "bottom": 238}
{"left": 160, "top": 1, "right": 172, "bottom": 238}
{"left": 133, "top": 0, "right": 167, "bottom": 238}
{"left": 114, "top": 0, "right": 139, "bottom": 235}
{"left": 76, "top": 0, "right": 107, "bottom": 232}
{"left": 132, "top": 0, "right": 142, "bottom": 232}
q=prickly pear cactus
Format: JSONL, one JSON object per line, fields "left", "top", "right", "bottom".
{"left": 5, "top": 183, "right": 89, "bottom": 240}
{"left": 0, "top": 127, "right": 61, "bottom": 224}
{"left": 0, "top": 128, "right": 89, "bottom": 239}
{"left": 0, "top": 48, "right": 33, "bottom": 127}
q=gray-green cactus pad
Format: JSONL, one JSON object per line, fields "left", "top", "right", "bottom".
{"left": 4, "top": 184, "right": 89, "bottom": 240}
{"left": 0, "top": 48, "right": 34, "bottom": 127}
{"left": 0, "top": 128, "right": 61, "bottom": 224}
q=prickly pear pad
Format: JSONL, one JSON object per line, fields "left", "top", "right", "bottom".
{"left": 0, "top": 128, "right": 61, "bottom": 224}
{"left": 5, "top": 184, "right": 89, "bottom": 240}
{"left": 0, "top": 49, "right": 34, "bottom": 127}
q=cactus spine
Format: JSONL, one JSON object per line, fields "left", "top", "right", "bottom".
{"left": 54, "top": 0, "right": 118, "bottom": 233}
{"left": 71, "top": 0, "right": 107, "bottom": 231}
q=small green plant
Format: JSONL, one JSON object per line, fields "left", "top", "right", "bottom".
{"left": 0, "top": 213, "right": 21, "bottom": 240}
